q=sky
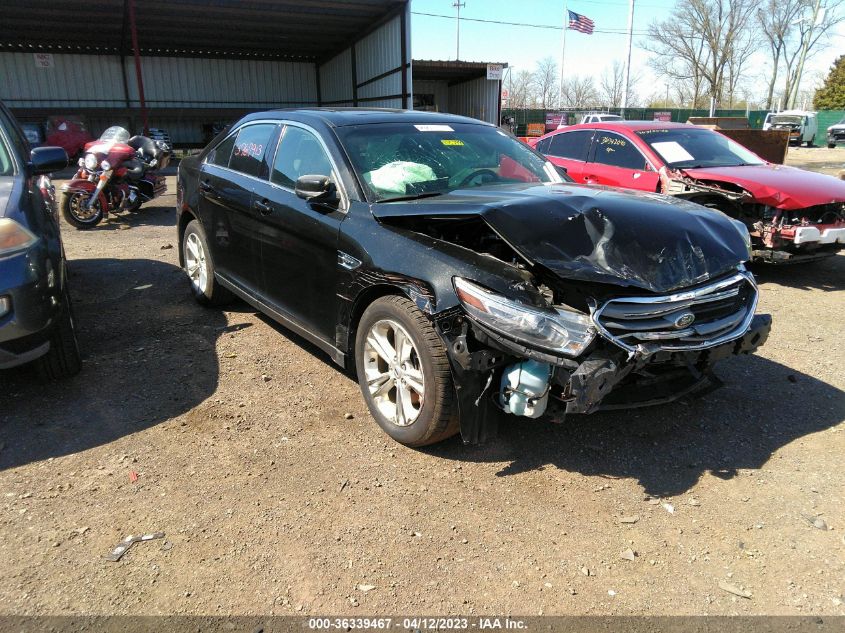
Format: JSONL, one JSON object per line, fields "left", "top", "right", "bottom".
{"left": 410, "top": 0, "right": 845, "bottom": 107}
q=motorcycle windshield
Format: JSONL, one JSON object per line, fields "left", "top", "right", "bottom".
{"left": 100, "top": 126, "right": 130, "bottom": 143}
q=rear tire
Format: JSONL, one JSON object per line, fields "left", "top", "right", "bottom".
{"left": 355, "top": 295, "right": 458, "bottom": 447}
{"left": 35, "top": 286, "right": 81, "bottom": 379}
{"left": 829, "top": 143, "right": 836, "bottom": 149}
{"left": 182, "top": 219, "right": 233, "bottom": 306}
{"left": 806, "top": 136, "right": 815, "bottom": 147}
{"left": 61, "top": 192, "right": 103, "bottom": 229}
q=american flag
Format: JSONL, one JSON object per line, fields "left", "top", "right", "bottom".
{"left": 567, "top": 10, "right": 595, "bottom": 34}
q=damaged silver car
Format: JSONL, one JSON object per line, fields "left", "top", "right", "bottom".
{"left": 177, "top": 109, "right": 772, "bottom": 446}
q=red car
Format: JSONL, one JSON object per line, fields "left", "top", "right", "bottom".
{"left": 530, "top": 122, "right": 845, "bottom": 263}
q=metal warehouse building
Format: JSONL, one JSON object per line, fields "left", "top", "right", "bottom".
{"left": 0, "top": 0, "right": 412, "bottom": 146}
{"left": 0, "top": 0, "right": 507, "bottom": 146}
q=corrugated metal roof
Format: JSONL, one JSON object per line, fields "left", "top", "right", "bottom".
{"left": 0, "top": 0, "right": 406, "bottom": 62}
{"left": 413, "top": 59, "right": 507, "bottom": 83}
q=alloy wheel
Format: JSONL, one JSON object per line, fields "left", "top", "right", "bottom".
{"left": 184, "top": 232, "right": 208, "bottom": 294}
{"left": 362, "top": 319, "right": 425, "bottom": 427}
{"left": 67, "top": 193, "right": 101, "bottom": 223}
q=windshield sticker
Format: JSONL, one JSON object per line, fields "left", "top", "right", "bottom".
{"left": 414, "top": 124, "right": 454, "bottom": 132}
{"left": 441, "top": 139, "right": 464, "bottom": 146}
{"left": 651, "top": 141, "right": 694, "bottom": 163}
{"left": 636, "top": 129, "right": 669, "bottom": 135}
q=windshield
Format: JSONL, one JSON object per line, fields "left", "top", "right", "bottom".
{"left": 99, "top": 126, "right": 130, "bottom": 143}
{"left": 336, "top": 122, "right": 564, "bottom": 202}
{"left": 636, "top": 127, "right": 764, "bottom": 169}
{"left": 771, "top": 116, "right": 803, "bottom": 125}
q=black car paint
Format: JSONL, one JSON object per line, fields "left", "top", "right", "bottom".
{"left": 0, "top": 102, "right": 70, "bottom": 369}
{"left": 371, "top": 184, "right": 751, "bottom": 294}
{"left": 177, "top": 108, "right": 770, "bottom": 444}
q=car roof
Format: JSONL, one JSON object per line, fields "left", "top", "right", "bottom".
{"left": 239, "top": 107, "right": 493, "bottom": 128}
{"left": 540, "top": 120, "right": 694, "bottom": 139}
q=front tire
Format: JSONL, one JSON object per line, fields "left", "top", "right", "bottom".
{"left": 829, "top": 143, "right": 836, "bottom": 149}
{"left": 182, "top": 219, "right": 233, "bottom": 306}
{"left": 61, "top": 192, "right": 103, "bottom": 229}
{"left": 355, "top": 296, "right": 458, "bottom": 447}
{"left": 35, "top": 286, "right": 81, "bottom": 379}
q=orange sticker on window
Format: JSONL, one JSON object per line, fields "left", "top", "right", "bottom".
{"left": 441, "top": 139, "right": 464, "bottom": 146}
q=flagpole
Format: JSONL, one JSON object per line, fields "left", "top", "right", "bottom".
{"left": 621, "top": 0, "right": 635, "bottom": 115}
{"left": 559, "top": 0, "right": 567, "bottom": 109}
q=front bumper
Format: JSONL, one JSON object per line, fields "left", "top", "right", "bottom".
{"left": 0, "top": 246, "right": 63, "bottom": 369}
{"left": 436, "top": 309, "right": 772, "bottom": 445}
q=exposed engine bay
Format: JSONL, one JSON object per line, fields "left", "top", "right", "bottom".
{"left": 660, "top": 170, "right": 845, "bottom": 263}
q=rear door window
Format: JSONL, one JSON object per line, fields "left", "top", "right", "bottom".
{"left": 547, "top": 130, "right": 593, "bottom": 161}
{"left": 228, "top": 123, "right": 279, "bottom": 178}
{"left": 591, "top": 131, "right": 648, "bottom": 170}
{"left": 535, "top": 137, "right": 551, "bottom": 154}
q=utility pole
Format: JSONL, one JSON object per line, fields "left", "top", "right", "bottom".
{"left": 559, "top": 1, "right": 568, "bottom": 109}
{"left": 620, "top": 0, "right": 635, "bottom": 115}
{"left": 789, "top": 0, "right": 823, "bottom": 109}
{"left": 453, "top": 1, "right": 465, "bottom": 61}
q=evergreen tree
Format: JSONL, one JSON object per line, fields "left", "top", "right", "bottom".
{"left": 814, "top": 55, "right": 845, "bottom": 109}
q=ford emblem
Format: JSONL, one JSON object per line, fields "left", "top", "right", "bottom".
{"left": 674, "top": 312, "right": 696, "bottom": 329}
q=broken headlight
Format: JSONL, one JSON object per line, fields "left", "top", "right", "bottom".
{"left": 453, "top": 277, "right": 596, "bottom": 357}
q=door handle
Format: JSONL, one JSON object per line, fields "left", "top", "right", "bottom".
{"left": 199, "top": 180, "right": 215, "bottom": 195}
{"left": 583, "top": 175, "right": 597, "bottom": 183}
{"left": 254, "top": 199, "right": 272, "bottom": 215}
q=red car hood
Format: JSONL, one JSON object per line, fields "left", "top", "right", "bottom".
{"left": 681, "top": 164, "right": 845, "bottom": 210}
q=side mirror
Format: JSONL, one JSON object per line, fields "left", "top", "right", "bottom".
{"left": 295, "top": 174, "right": 337, "bottom": 203}
{"left": 29, "top": 146, "right": 68, "bottom": 175}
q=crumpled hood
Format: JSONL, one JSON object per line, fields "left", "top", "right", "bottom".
{"left": 0, "top": 176, "right": 13, "bottom": 218}
{"left": 372, "top": 183, "right": 749, "bottom": 293}
{"left": 681, "top": 164, "right": 845, "bottom": 210}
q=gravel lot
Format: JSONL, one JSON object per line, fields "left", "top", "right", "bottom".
{"left": 0, "top": 147, "right": 843, "bottom": 616}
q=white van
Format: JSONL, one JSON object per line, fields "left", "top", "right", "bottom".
{"left": 766, "top": 110, "right": 818, "bottom": 146}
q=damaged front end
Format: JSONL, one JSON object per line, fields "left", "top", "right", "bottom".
{"left": 372, "top": 182, "right": 772, "bottom": 444}
{"left": 660, "top": 168, "right": 845, "bottom": 263}
{"left": 434, "top": 268, "right": 771, "bottom": 444}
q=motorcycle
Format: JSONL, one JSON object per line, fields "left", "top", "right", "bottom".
{"left": 60, "top": 126, "right": 171, "bottom": 229}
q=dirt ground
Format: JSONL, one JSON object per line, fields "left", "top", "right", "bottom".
{"left": 0, "top": 150, "right": 843, "bottom": 617}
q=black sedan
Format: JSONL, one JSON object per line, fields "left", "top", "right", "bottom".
{"left": 0, "top": 101, "right": 79, "bottom": 378}
{"left": 177, "top": 109, "right": 771, "bottom": 446}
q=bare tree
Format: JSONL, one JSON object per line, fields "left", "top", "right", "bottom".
{"left": 599, "top": 60, "right": 640, "bottom": 107}
{"left": 757, "top": 0, "right": 805, "bottom": 109}
{"left": 531, "top": 57, "right": 559, "bottom": 109}
{"left": 508, "top": 70, "right": 535, "bottom": 109}
{"left": 642, "top": 0, "right": 759, "bottom": 107}
{"left": 560, "top": 75, "right": 599, "bottom": 109}
{"left": 723, "top": 29, "right": 759, "bottom": 108}
{"left": 779, "top": 0, "right": 844, "bottom": 108}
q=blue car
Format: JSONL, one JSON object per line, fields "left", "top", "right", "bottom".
{"left": 0, "top": 100, "right": 80, "bottom": 377}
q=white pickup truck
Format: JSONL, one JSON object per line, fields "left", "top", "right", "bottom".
{"left": 763, "top": 110, "right": 818, "bottom": 146}
{"left": 557, "top": 112, "right": 622, "bottom": 129}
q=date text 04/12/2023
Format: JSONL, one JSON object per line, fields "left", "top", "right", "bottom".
{"left": 307, "top": 617, "right": 528, "bottom": 630}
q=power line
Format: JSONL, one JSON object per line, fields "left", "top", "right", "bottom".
{"left": 411, "top": 11, "right": 651, "bottom": 35}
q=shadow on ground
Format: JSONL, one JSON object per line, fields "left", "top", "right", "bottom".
{"left": 0, "top": 257, "right": 225, "bottom": 471}
{"left": 750, "top": 252, "right": 845, "bottom": 292}
{"left": 427, "top": 353, "right": 844, "bottom": 497}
